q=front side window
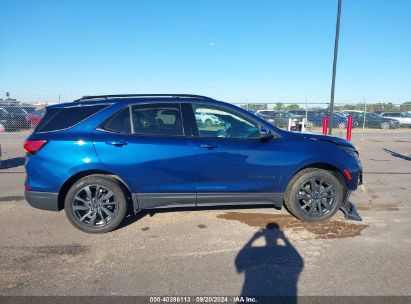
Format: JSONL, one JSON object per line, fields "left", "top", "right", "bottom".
{"left": 193, "top": 104, "right": 260, "bottom": 138}
{"left": 132, "top": 103, "right": 184, "bottom": 136}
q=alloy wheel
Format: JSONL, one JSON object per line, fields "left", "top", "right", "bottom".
{"left": 72, "top": 185, "right": 118, "bottom": 228}
{"left": 296, "top": 177, "right": 336, "bottom": 218}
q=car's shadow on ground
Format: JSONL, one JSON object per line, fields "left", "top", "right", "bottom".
{"left": 0, "top": 157, "right": 25, "bottom": 169}
{"left": 117, "top": 204, "right": 281, "bottom": 230}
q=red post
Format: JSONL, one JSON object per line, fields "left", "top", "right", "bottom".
{"left": 322, "top": 115, "right": 328, "bottom": 135}
{"left": 346, "top": 115, "right": 353, "bottom": 141}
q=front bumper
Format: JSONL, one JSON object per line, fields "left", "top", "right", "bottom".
{"left": 25, "top": 190, "right": 59, "bottom": 211}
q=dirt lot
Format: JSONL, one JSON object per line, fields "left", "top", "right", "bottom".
{"left": 0, "top": 138, "right": 410, "bottom": 296}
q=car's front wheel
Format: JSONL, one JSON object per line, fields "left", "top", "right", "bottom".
{"left": 338, "top": 122, "right": 346, "bottom": 129}
{"left": 64, "top": 176, "right": 127, "bottom": 233}
{"left": 381, "top": 122, "right": 390, "bottom": 129}
{"left": 284, "top": 168, "right": 344, "bottom": 222}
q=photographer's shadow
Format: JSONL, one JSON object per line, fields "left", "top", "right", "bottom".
{"left": 235, "top": 223, "right": 304, "bottom": 299}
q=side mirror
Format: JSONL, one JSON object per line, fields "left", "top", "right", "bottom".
{"left": 260, "top": 127, "right": 274, "bottom": 141}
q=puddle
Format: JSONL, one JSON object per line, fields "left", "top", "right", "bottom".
{"left": 217, "top": 212, "right": 368, "bottom": 240}
{"left": 0, "top": 196, "right": 25, "bottom": 202}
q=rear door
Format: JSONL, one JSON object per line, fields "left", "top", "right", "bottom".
{"left": 93, "top": 102, "right": 197, "bottom": 208}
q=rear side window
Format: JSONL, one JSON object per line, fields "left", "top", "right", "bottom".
{"left": 35, "top": 105, "right": 108, "bottom": 133}
{"left": 132, "top": 103, "right": 184, "bottom": 136}
{"left": 101, "top": 103, "right": 184, "bottom": 136}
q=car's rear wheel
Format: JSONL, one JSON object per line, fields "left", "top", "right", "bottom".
{"left": 64, "top": 176, "right": 127, "bottom": 233}
{"left": 284, "top": 168, "right": 344, "bottom": 222}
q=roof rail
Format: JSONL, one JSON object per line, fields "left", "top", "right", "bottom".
{"left": 74, "top": 94, "right": 215, "bottom": 102}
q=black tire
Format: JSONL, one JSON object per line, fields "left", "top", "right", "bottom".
{"left": 64, "top": 175, "right": 127, "bottom": 233}
{"left": 284, "top": 168, "right": 344, "bottom": 222}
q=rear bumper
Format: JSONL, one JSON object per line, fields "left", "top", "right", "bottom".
{"left": 25, "top": 190, "right": 59, "bottom": 211}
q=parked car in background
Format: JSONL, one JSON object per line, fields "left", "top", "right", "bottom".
{"left": 0, "top": 107, "right": 21, "bottom": 131}
{"left": 246, "top": 109, "right": 258, "bottom": 116}
{"left": 256, "top": 110, "right": 302, "bottom": 130}
{"left": 24, "top": 94, "right": 362, "bottom": 233}
{"left": 195, "top": 111, "right": 222, "bottom": 127}
{"left": 26, "top": 108, "right": 46, "bottom": 128}
{"left": 378, "top": 112, "right": 411, "bottom": 127}
{"left": 343, "top": 111, "right": 400, "bottom": 129}
{"left": 21, "top": 106, "right": 37, "bottom": 114}
{"left": 289, "top": 110, "right": 352, "bottom": 129}
{"left": 0, "top": 106, "right": 31, "bottom": 129}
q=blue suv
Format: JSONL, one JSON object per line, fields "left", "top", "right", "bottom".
{"left": 24, "top": 94, "right": 362, "bottom": 233}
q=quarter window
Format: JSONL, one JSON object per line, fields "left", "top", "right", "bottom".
{"left": 35, "top": 105, "right": 108, "bottom": 133}
{"left": 193, "top": 104, "right": 260, "bottom": 138}
{"left": 103, "top": 107, "right": 131, "bottom": 134}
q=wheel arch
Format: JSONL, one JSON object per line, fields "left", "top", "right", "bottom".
{"left": 57, "top": 170, "right": 134, "bottom": 211}
{"left": 288, "top": 162, "right": 349, "bottom": 200}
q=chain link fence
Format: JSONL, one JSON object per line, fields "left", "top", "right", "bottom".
{"left": 235, "top": 101, "right": 411, "bottom": 140}
{"left": 0, "top": 99, "right": 410, "bottom": 143}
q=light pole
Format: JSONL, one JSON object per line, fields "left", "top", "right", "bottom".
{"left": 328, "top": 0, "right": 342, "bottom": 135}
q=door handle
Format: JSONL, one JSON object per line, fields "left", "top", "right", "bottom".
{"left": 105, "top": 140, "right": 128, "bottom": 146}
{"left": 200, "top": 144, "right": 219, "bottom": 150}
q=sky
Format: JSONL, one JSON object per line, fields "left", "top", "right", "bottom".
{"left": 0, "top": 0, "right": 410, "bottom": 104}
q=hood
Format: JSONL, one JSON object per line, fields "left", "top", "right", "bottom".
{"left": 288, "top": 131, "right": 354, "bottom": 147}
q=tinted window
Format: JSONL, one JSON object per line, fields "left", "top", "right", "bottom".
{"left": 131, "top": 103, "right": 184, "bottom": 136}
{"left": 193, "top": 104, "right": 260, "bottom": 138}
{"left": 103, "top": 107, "right": 131, "bottom": 134}
{"left": 35, "top": 105, "right": 108, "bottom": 133}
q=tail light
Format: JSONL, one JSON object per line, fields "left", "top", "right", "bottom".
{"left": 24, "top": 140, "right": 48, "bottom": 154}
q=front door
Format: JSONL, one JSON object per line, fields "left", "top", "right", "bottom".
{"left": 190, "top": 103, "right": 284, "bottom": 206}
